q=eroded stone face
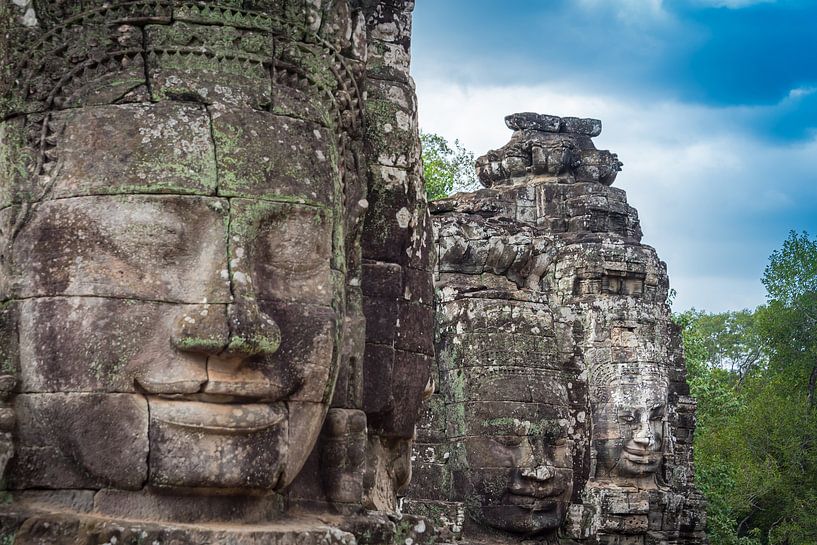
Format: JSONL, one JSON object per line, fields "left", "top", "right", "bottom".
{"left": 591, "top": 369, "right": 668, "bottom": 487}
{"left": 10, "top": 156, "right": 341, "bottom": 493}
{"left": 456, "top": 398, "right": 574, "bottom": 535}
{"left": 1, "top": 0, "right": 365, "bottom": 496}
{"left": 436, "top": 299, "right": 577, "bottom": 538}
{"left": 557, "top": 242, "right": 674, "bottom": 490}
{"left": 0, "top": 1, "right": 436, "bottom": 543}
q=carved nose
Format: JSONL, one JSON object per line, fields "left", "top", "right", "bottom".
{"left": 171, "top": 298, "right": 280, "bottom": 358}
{"left": 633, "top": 423, "right": 654, "bottom": 447}
{"left": 171, "top": 305, "right": 230, "bottom": 355}
{"left": 520, "top": 465, "right": 554, "bottom": 482}
{"left": 223, "top": 296, "right": 281, "bottom": 358}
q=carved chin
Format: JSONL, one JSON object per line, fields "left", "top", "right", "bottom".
{"left": 147, "top": 399, "right": 289, "bottom": 490}
{"left": 479, "top": 501, "right": 567, "bottom": 535}
{"left": 597, "top": 442, "right": 662, "bottom": 478}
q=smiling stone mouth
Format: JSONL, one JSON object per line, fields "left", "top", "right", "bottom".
{"left": 623, "top": 448, "right": 659, "bottom": 463}
{"left": 505, "top": 492, "right": 562, "bottom": 511}
{"left": 149, "top": 398, "right": 286, "bottom": 434}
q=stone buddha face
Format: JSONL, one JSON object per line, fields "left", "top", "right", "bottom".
{"left": 3, "top": 2, "right": 364, "bottom": 494}
{"left": 591, "top": 373, "right": 668, "bottom": 486}
{"left": 439, "top": 298, "right": 576, "bottom": 536}
{"left": 455, "top": 390, "right": 574, "bottom": 536}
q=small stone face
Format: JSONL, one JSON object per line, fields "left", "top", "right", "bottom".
{"left": 591, "top": 374, "right": 668, "bottom": 484}
{"left": 433, "top": 298, "right": 578, "bottom": 538}
{"left": 455, "top": 399, "right": 574, "bottom": 535}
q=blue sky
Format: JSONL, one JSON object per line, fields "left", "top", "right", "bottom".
{"left": 411, "top": 0, "right": 817, "bottom": 312}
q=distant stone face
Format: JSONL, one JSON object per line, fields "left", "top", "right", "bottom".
{"left": 405, "top": 114, "right": 706, "bottom": 544}
{"left": 0, "top": 1, "right": 435, "bottom": 544}
{"left": 438, "top": 299, "right": 576, "bottom": 537}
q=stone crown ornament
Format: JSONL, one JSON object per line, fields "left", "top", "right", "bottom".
{"left": 476, "top": 112, "right": 623, "bottom": 188}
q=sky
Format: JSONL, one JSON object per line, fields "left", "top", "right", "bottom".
{"left": 410, "top": 0, "right": 817, "bottom": 313}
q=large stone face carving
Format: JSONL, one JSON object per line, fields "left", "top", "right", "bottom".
{"left": 405, "top": 113, "right": 707, "bottom": 544}
{"left": 441, "top": 302, "right": 577, "bottom": 538}
{"left": 0, "top": 1, "right": 434, "bottom": 544}
{"left": 590, "top": 362, "right": 668, "bottom": 488}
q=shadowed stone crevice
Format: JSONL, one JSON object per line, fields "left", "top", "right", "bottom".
{"left": 204, "top": 104, "right": 221, "bottom": 197}
{"left": 140, "top": 25, "right": 153, "bottom": 100}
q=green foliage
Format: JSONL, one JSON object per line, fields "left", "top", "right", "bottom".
{"left": 681, "top": 309, "right": 766, "bottom": 378}
{"left": 760, "top": 230, "right": 817, "bottom": 406}
{"left": 763, "top": 231, "right": 817, "bottom": 306}
{"left": 420, "top": 131, "right": 478, "bottom": 200}
{"left": 679, "top": 231, "right": 817, "bottom": 545}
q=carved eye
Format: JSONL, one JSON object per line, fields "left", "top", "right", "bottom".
{"left": 619, "top": 413, "right": 636, "bottom": 424}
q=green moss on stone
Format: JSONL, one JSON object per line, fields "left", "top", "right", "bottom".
{"left": 226, "top": 334, "right": 280, "bottom": 356}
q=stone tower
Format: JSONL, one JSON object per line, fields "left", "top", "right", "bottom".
{"left": 406, "top": 113, "right": 707, "bottom": 545}
{"left": 0, "top": 1, "right": 435, "bottom": 544}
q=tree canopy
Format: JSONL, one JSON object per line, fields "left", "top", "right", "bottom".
{"left": 679, "top": 231, "right": 817, "bottom": 545}
{"left": 420, "top": 131, "right": 479, "bottom": 200}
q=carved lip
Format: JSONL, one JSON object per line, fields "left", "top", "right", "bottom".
{"left": 149, "top": 398, "right": 286, "bottom": 435}
{"left": 505, "top": 491, "right": 562, "bottom": 511}
{"left": 622, "top": 447, "right": 660, "bottom": 464}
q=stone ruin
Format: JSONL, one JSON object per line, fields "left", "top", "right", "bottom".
{"left": 0, "top": 2, "right": 706, "bottom": 545}
{"left": 0, "top": 1, "right": 434, "bottom": 544}
{"left": 404, "top": 112, "right": 707, "bottom": 544}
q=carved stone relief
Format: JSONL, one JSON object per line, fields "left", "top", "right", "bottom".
{"left": 406, "top": 113, "right": 707, "bottom": 545}
{"left": 0, "top": 1, "right": 435, "bottom": 544}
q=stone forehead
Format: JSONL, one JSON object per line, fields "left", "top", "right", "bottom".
{"left": 456, "top": 400, "right": 571, "bottom": 436}
{"left": 452, "top": 366, "right": 571, "bottom": 405}
{"left": 589, "top": 363, "right": 668, "bottom": 404}
{"left": 0, "top": 1, "right": 366, "bottom": 307}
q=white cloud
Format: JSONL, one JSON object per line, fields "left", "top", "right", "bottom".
{"left": 787, "top": 86, "right": 817, "bottom": 100}
{"left": 690, "top": 0, "right": 775, "bottom": 7}
{"left": 576, "top": 0, "right": 669, "bottom": 22}
{"left": 415, "top": 77, "right": 817, "bottom": 312}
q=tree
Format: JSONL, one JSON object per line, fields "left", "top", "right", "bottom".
{"left": 760, "top": 231, "right": 817, "bottom": 406}
{"left": 676, "top": 310, "right": 762, "bottom": 545}
{"left": 678, "top": 231, "right": 817, "bottom": 545}
{"left": 678, "top": 309, "right": 766, "bottom": 380}
{"left": 420, "top": 131, "right": 479, "bottom": 200}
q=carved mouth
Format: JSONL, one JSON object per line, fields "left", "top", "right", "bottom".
{"left": 622, "top": 448, "right": 659, "bottom": 464}
{"left": 149, "top": 398, "right": 286, "bottom": 435}
{"left": 505, "top": 492, "right": 561, "bottom": 511}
